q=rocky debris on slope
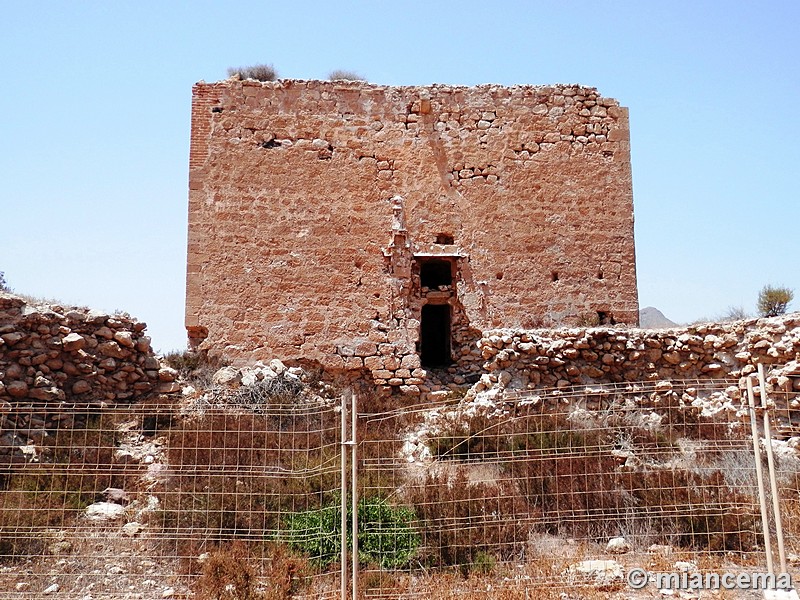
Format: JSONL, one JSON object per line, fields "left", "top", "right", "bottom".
{"left": 85, "top": 501, "right": 127, "bottom": 521}
{"left": 210, "top": 358, "right": 303, "bottom": 387}
{"left": 0, "top": 402, "right": 189, "bottom": 599}
{"left": 175, "top": 359, "right": 336, "bottom": 417}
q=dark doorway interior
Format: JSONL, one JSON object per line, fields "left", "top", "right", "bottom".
{"left": 420, "top": 259, "right": 453, "bottom": 288}
{"left": 420, "top": 304, "right": 452, "bottom": 367}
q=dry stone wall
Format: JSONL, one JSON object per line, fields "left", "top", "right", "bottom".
{"left": 187, "top": 79, "right": 638, "bottom": 390}
{"left": 0, "top": 293, "right": 169, "bottom": 448}
{"left": 474, "top": 314, "right": 800, "bottom": 393}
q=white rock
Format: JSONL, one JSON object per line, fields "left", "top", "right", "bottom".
{"left": 43, "top": 583, "right": 60, "bottom": 594}
{"left": 240, "top": 368, "right": 258, "bottom": 386}
{"left": 212, "top": 366, "right": 240, "bottom": 386}
{"left": 256, "top": 366, "right": 278, "bottom": 380}
{"left": 647, "top": 544, "right": 672, "bottom": 555}
{"left": 62, "top": 332, "right": 86, "bottom": 351}
{"left": 269, "top": 358, "right": 287, "bottom": 375}
{"left": 655, "top": 380, "right": 673, "bottom": 393}
{"left": 673, "top": 560, "right": 697, "bottom": 572}
{"left": 85, "top": 501, "right": 126, "bottom": 520}
{"left": 113, "top": 330, "right": 135, "bottom": 348}
{"left": 162, "top": 588, "right": 176, "bottom": 598}
{"left": 121, "top": 522, "right": 144, "bottom": 537}
{"left": 606, "top": 536, "right": 631, "bottom": 554}
{"left": 86, "top": 308, "right": 109, "bottom": 323}
{"left": 567, "top": 559, "right": 624, "bottom": 585}
{"left": 158, "top": 367, "right": 178, "bottom": 382}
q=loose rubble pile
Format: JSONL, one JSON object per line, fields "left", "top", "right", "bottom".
{"left": 473, "top": 314, "right": 800, "bottom": 393}
{"left": 210, "top": 357, "right": 305, "bottom": 388}
{"left": 0, "top": 292, "right": 177, "bottom": 452}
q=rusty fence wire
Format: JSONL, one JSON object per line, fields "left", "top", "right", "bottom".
{"left": 1, "top": 376, "right": 799, "bottom": 599}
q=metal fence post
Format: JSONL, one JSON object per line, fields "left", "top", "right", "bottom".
{"left": 758, "top": 363, "right": 788, "bottom": 575}
{"left": 747, "top": 376, "right": 774, "bottom": 574}
{"left": 341, "top": 392, "right": 348, "bottom": 600}
{"left": 351, "top": 392, "right": 359, "bottom": 600}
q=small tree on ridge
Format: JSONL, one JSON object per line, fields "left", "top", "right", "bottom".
{"left": 757, "top": 284, "right": 794, "bottom": 317}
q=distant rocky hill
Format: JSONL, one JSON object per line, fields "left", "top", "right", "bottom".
{"left": 639, "top": 306, "right": 677, "bottom": 328}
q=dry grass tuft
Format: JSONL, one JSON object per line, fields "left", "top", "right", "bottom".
{"left": 328, "top": 69, "right": 366, "bottom": 81}
{"left": 227, "top": 64, "right": 278, "bottom": 82}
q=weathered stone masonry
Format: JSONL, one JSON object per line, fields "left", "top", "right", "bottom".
{"left": 186, "top": 79, "right": 638, "bottom": 390}
{"left": 0, "top": 292, "right": 178, "bottom": 450}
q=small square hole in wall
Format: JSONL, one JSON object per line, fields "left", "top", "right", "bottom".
{"left": 419, "top": 258, "right": 453, "bottom": 288}
{"left": 551, "top": 271, "right": 559, "bottom": 282}
{"left": 435, "top": 233, "right": 454, "bottom": 245}
{"left": 597, "top": 269, "right": 604, "bottom": 280}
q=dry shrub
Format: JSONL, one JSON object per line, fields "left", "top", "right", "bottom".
{"left": 358, "top": 393, "right": 415, "bottom": 494}
{"left": 262, "top": 544, "right": 309, "bottom": 600}
{"left": 227, "top": 64, "right": 278, "bottom": 82}
{"left": 427, "top": 409, "right": 760, "bottom": 552}
{"left": 232, "top": 375, "right": 305, "bottom": 410}
{"left": 406, "top": 467, "right": 532, "bottom": 571}
{"left": 156, "top": 407, "right": 339, "bottom": 558}
{"left": 407, "top": 571, "right": 595, "bottom": 599}
{"left": 194, "top": 542, "right": 309, "bottom": 599}
{"left": 621, "top": 469, "right": 759, "bottom": 552}
{"left": 328, "top": 69, "right": 365, "bottom": 81}
{"left": 162, "top": 349, "right": 227, "bottom": 390}
{"left": 196, "top": 541, "right": 259, "bottom": 600}
{"left": 757, "top": 284, "right": 794, "bottom": 317}
{"left": 0, "top": 411, "right": 135, "bottom": 560}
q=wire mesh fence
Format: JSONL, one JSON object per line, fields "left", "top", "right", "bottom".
{"left": 1, "top": 375, "right": 798, "bottom": 598}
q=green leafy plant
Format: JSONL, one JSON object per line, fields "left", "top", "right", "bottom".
{"left": 285, "top": 495, "right": 419, "bottom": 568}
{"left": 470, "top": 550, "right": 496, "bottom": 575}
{"left": 757, "top": 284, "right": 794, "bottom": 317}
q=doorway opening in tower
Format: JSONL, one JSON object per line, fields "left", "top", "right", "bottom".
{"left": 420, "top": 304, "right": 452, "bottom": 367}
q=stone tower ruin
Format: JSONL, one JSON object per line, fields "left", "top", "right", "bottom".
{"left": 186, "top": 79, "right": 638, "bottom": 391}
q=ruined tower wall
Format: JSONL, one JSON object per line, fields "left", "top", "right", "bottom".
{"left": 186, "top": 80, "right": 638, "bottom": 388}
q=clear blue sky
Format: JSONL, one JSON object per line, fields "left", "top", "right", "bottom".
{"left": 1, "top": 1, "right": 798, "bottom": 352}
